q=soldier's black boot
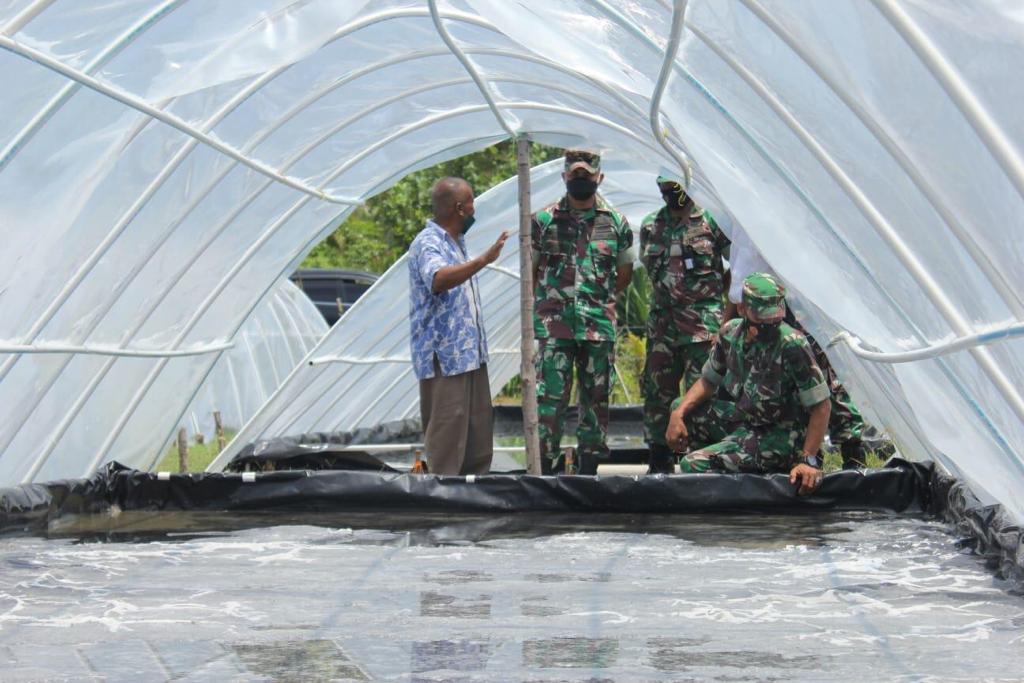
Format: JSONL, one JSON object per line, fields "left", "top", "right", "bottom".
{"left": 841, "top": 439, "right": 866, "bottom": 470}
{"left": 540, "top": 455, "right": 563, "bottom": 476}
{"left": 646, "top": 443, "right": 676, "bottom": 475}
{"left": 577, "top": 450, "right": 598, "bottom": 476}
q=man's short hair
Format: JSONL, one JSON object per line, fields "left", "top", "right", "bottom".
{"left": 432, "top": 177, "right": 470, "bottom": 216}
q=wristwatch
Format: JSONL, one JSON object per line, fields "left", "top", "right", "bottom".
{"left": 800, "top": 452, "right": 820, "bottom": 468}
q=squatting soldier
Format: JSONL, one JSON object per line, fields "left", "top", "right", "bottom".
{"left": 724, "top": 225, "right": 866, "bottom": 469}
{"left": 666, "top": 273, "right": 828, "bottom": 495}
{"left": 531, "top": 150, "right": 635, "bottom": 475}
{"left": 640, "top": 175, "right": 730, "bottom": 474}
{"left": 783, "top": 307, "right": 867, "bottom": 469}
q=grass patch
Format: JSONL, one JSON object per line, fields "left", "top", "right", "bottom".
{"left": 155, "top": 430, "right": 237, "bottom": 472}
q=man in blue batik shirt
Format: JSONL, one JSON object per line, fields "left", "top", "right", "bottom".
{"left": 408, "top": 177, "right": 509, "bottom": 475}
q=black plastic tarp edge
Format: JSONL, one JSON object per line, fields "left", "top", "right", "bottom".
{"left": 929, "top": 466, "right": 1024, "bottom": 582}
{"left": 1, "top": 458, "right": 928, "bottom": 528}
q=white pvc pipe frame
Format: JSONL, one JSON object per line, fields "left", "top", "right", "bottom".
{"left": 219, "top": 0, "right": 1024, "bottom": 467}
{"left": 682, "top": 23, "right": 1024, "bottom": 424}
{"left": 2, "top": 6, "right": 688, "bottom": 481}
{"left": 4, "top": 55, "right": 650, "bottom": 467}
{"left": 832, "top": 324, "right": 1024, "bottom": 364}
{"left": 0, "top": 5, "right": 1019, "bottom": 475}
{"left": 249, "top": 1, "right": 1024, "bottom": 440}
{"left": 211, "top": 2, "right": 695, "bottom": 459}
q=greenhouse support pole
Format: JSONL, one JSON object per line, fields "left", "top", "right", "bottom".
{"left": 516, "top": 137, "right": 541, "bottom": 475}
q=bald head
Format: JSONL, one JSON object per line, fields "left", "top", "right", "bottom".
{"left": 432, "top": 177, "right": 472, "bottom": 221}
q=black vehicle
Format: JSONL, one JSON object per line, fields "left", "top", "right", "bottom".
{"left": 290, "top": 268, "right": 379, "bottom": 326}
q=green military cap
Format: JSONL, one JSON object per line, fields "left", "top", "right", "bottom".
{"left": 564, "top": 149, "right": 601, "bottom": 173}
{"left": 742, "top": 272, "right": 786, "bottom": 323}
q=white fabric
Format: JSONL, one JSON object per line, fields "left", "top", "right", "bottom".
{"left": 0, "top": 1, "right": 1019, "bottom": 524}
{"left": 726, "top": 224, "right": 773, "bottom": 305}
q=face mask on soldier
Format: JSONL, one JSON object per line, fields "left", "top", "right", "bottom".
{"left": 661, "top": 183, "right": 686, "bottom": 208}
{"left": 566, "top": 176, "right": 598, "bottom": 201}
{"left": 745, "top": 319, "right": 782, "bottom": 342}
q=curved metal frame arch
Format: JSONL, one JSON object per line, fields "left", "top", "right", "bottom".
{"left": 0, "top": 0, "right": 186, "bottom": 171}
{"left": 16, "top": 79, "right": 665, "bottom": 480}
{"left": 686, "top": 22, "right": 1024, "bottom": 429}
{"left": 869, "top": 0, "right": 1024, "bottom": 204}
{"left": 592, "top": 0, "right": 1024, "bottom": 469}
{"left": 114, "top": 99, "right": 671, "bottom": 476}
{"left": 737, "top": 0, "right": 1023, "bottom": 319}
{"left": 6, "top": 1, "right": 1015, "bottom": 481}
{"left": 218, "top": 4, "right": 1015, "bottom": 463}
{"left": 12, "top": 11, "right": 674, "bottom": 479}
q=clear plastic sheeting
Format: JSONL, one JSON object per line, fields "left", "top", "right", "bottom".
{"left": 179, "top": 278, "right": 327, "bottom": 450}
{"left": 0, "top": 1, "right": 1018, "bottom": 525}
{"left": 211, "top": 158, "right": 733, "bottom": 468}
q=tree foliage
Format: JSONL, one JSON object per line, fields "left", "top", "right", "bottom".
{"left": 302, "top": 140, "right": 562, "bottom": 273}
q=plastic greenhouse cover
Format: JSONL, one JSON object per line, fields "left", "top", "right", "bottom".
{"left": 210, "top": 157, "right": 736, "bottom": 466}
{"left": 0, "top": 0, "right": 1020, "bottom": 525}
{"left": 180, "top": 278, "right": 327, "bottom": 445}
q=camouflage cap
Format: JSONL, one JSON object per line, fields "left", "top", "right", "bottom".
{"left": 742, "top": 272, "right": 786, "bottom": 323}
{"left": 564, "top": 149, "right": 601, "bottom": 174}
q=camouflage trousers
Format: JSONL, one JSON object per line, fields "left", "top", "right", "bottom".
{"left": 642, "top": 338, "right": 712, "bottom": 447}
{"left": 536, "top": 338, "right": 614, "bottom": 462}
{"left": 678, "top": 399, "right": 802, "bottom": 474}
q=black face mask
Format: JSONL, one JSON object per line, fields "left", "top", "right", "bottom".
{"left": 661, "top": 186, "right": 687, "bottom": 208}
{"left": 566, "top": 177, "right": 598, "bottom": 200}
{"left": 745, "top": 319, "right": 781, "bottom": 342}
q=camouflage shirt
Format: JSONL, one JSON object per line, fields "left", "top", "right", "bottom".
{"left": 701, "top": 318, "right": 830, "bottom": 428}
{"left": 531, "top": 195, "right": 634, "bottom": 341}
{"left": 640, "top": 204, "right": 729, "bottom": 344}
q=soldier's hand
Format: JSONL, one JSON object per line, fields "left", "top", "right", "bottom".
{"left": 483, "top": 231, "right": 510, "bottom": 264}
{"left": 789, "top": 464, "right": 823, "bottom": 496}
{"left": 665, "top": 412, "right": 689, "bottom": 453}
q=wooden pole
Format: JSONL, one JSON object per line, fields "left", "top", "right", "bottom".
{"left": 176, "top": 427, "right": 188, "bottom": 473}
{"left": 516, "top": 137, "right": 542, "bottom": 474}
{"left": 213, "top": 410, "right": 227, "bottom": 453}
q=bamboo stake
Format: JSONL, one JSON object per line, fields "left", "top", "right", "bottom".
{"left": 176, "top": 427, "right": 188, "bottom": 473}
{"left": 516, "top": 137, "right": 541, "bottom": 474}
{"left": 213, "top": 410, "right": 227, "bottom": 453}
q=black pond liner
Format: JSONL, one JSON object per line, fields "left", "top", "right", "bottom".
{"left": 1, "top": 454, "right": 1020, "bottom": 583}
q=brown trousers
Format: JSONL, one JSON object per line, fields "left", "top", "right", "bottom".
{"left": 418, "top": 359, "right": 493, "bottom": 475}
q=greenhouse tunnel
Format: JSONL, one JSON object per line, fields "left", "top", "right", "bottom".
{"left": 0, "top": 1, "right": 1023, "bottom": 549}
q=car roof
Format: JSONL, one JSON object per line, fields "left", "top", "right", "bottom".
{"left": 290, "top": 268, "right": 379, "bottom": 283}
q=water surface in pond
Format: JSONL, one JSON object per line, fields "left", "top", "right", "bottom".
{"left": 0, "top": 511, "right": 1021, "bottom": 681}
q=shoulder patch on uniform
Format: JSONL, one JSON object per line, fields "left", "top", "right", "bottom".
{"left": 779, "top": 323, "right": 810, "bottom": 347}
{"left": 720, "top": 317, "right": 744, "bottom": 337}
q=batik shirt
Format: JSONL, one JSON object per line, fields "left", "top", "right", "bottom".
{"left": 701, "top": 318, "right": 830, "bottom": 428}
{"left": 408, "top": 220, "right": 487, "bottom": 380}
{"left": 530, "top": 195, "right": 634, "bottom": 341}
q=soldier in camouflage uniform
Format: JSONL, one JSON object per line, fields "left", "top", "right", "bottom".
{"left": 640, "top": 175, "right": 730, "bottom": 474}
{"left": 782, "top": 307, "right": 867, "bottom": 469}
{"left": 532, "top": 150, "right": 635, "bottom": 475}
{"left": 666, "top": 273, "right": 830, "bottom": 494}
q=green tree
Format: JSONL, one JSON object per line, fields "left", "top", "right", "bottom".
{"left": 302, "top": 140, "right": 561, "bottom": 273}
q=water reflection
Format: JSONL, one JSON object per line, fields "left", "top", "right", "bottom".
{"left": 41, "top": 509, "right": 866, "bottom": 550}
{"left": 232, "top": 639, "right": 370, "bottom": 681}
{"left": 419, "top": 591, "right": 492, "bottom": 619}
{"left": 411, "top": 639, "right": 492, "bottom": 673}
{"left": 522, "top": 637, "right": 619, "bottom": 669}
